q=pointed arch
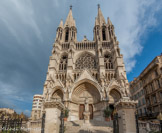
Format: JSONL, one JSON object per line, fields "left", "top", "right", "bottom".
{"left": 71, "top": 82, "right": 101, "bottom": 104}
{"left": 70, "top": 78, "right": 102, "bottom": 101}
{"left": 102, "top": 26, "right": 106, "bottom": 41}
{"left": 104, "top": 52, "right": 113, "bottom": 69}
{"left": 51, "top": 88, "right": 64, "bottom": 102}
{"left": 64, "top": 27, "right": 69, "bottom": 42}
{"left": 59, "top": 53, "right": 68, "bottom": 70}
{"left": 109, "top": 89, "right": 121, "bottom": 103}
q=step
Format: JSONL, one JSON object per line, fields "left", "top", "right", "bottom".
{"left": 64, "top": 120, "right": 113, "bottom": 133}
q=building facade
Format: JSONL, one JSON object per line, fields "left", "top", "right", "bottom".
{"left": 31, "top": 6, "right": 131, "bottom": 122}
{"left": 140, "top": 55, "right": 162, "bottom": 118}
{"left": 130, "top": 78, "right": 147, "bottom": 118}
{"left": 130, "top": 55, "right": 162, "bottom": 119}
{"left": 31, "top": 95, "right": 43, "bottom": 120}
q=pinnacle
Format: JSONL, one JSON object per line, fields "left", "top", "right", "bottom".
{"left": 107, "top": 17, "right": 112, "bottom": 26}
{"left": 59, "top": 19, "right": 63, "bottom": 28}
{"left": 64, "top": 6, "right": 76, "bottom": 27}
{"left": 96, "top": 5, "right": 106, "bottom": 25}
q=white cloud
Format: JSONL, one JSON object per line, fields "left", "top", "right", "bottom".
{"left": 0, "top": 0, "right": 162, "bottom": 114}
{"left": 101, "top": 0, "right": 162, "bottom": 72}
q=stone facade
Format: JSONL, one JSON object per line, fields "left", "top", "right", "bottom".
{"left": 130, "top": 77, "right": 147, "bottom": 118}
{"left": 0, "top": 108, "right": 15, "bottom": 115}
{"left": 30, "top": 5, "right": 135, "bottom": 132}
{"left": 140, "top": 55, "right": 162, "bottom": 117}
{"left": 130, "top": 55, "right": 162, "bottom": 119}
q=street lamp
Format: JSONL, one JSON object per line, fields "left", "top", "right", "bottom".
{"left": 157, "top": 112, "right": 162, "bottom": 132}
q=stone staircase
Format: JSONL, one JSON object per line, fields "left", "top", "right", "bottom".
{"left": 64, "top": 120, "right": 113, "bottom": 133}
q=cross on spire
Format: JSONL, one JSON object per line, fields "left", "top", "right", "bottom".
{"left": 70, "top": 5, "right": 72, "bottom": 10}
{"left": 97, "top": 4, "right": 100, "bottom": 9}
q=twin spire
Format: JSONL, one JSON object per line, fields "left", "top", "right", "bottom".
{"left": 58, "top": 5, "right": 112, "bottom": 29}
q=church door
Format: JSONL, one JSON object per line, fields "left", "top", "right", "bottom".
{"left": 89, "top": 104, "right": 93, "bottom": 119}
{"left": 79, "top": 104, "right": 85, "bottom": 120}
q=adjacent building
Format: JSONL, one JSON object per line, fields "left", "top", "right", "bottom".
{"left": 0, "top": 108, "right": 15, "bottom": 116}
{"left": 130, "top": 77, "right": 147, "bottom": 118}
{"left": 140, "top": 55, "right": 162, "bottom": 118}
{"left": 31, "top": 94, "right": 43, "bottom": 120}
{"left": 130, "top": 55, "right": 162, "bottom": 119}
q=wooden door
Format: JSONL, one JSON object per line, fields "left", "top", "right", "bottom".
{"left": 79, "top": 104, "right": 85, "bottom": 120}
{"left": 89, "top": 104, "right": 93, "bottom": 119}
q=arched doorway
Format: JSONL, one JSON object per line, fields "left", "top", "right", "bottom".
{"left": 109, "top": 89, "right": 121, "bottom": 119}
{"left": 72, "top": 82, "right": 100, "bottom": 120}
{"left": 51, "top": 89, "right": 63, "bottom": 102}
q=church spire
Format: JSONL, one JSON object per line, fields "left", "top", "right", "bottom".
{"left": 58, "top": 19, "right": 63, "bottom": 28}
{"left": 64, "top": 5, "right": 76, "bottom": 27}
{"left": 97, "top": 4, "right": 106, "bottom": 26}
{"left": 107, "top": 17, "right": 112, "bottom": 26}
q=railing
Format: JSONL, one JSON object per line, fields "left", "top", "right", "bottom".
{"left": 0, "top": 118, "right": 22, "bottom": 132}
{"left": 56, "top": 72, "right": 67, "bottom": 85}
{"left": 138, "top": 121, "right": 160, "bottom": 132}
{"left": 137, "top": 112, "right": 159, "bottom": 120}
{"left": 62, "top": 42, "right": 70, "bottom": 50}
{"left": 76, "top": 42, "right": 96, "bottom": 50}
{"left": 102, "top": 41, "right": 111, "bottom": 49}
{"left": 105, "top": 70, "right": 116, "bottom": 81}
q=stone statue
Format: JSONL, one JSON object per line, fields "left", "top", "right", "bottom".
{"left": 83, "top": 97, "right": 90, "bottom": 125}
{"left": 84, "top": 98, "right": 89, "bottom": 112}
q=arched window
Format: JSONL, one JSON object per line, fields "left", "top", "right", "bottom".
{"left": 104, "top": 54, "right": 113, "bottom": 69}
{"left": 59, "top": 55, "right": 68, "bottom": 70}
{"left": 65, "top": 30, "right": 69, "bottom": 42}
{"left": 60, "top": 30, "right": 62, "bottom": 40}
{"left": 75, "top": 53, "right": 96, "bottom": 69}
{"left": 102, "top": 28, "right": 106, "bottom": 41}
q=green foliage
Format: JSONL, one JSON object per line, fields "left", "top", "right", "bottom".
{"left": 64, "top": 108, "right": 69, "bottom": 118}
{"left": 103, "top": 106, "right": 112, "bottom": 118}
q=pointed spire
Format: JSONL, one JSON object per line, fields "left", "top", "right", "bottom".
{"left": 59, "top": 19, "right": 63, "bottom": 28}
{"left": 107, "top": 17, "right": 112, "bottom": 26}
{"left": 64, "top": 5, "right": 76, "bottom": 27}
{"left": 97, "top": 4, "right": 106, "bottom": 25}
{"left": 95, "top": 17, "right": 99, "bottom": 26}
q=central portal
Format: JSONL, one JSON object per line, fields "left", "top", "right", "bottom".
{"left": 72, "top": 82, "right": 100, "bottom": 120}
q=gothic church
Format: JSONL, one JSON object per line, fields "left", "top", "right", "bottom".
{"left": 31, "top": 5, "right": 130, "bottom": 123}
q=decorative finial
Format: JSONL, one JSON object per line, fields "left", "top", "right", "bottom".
{"left": 70, "top": 5, "right": 72, "bottom": 10}
{"left": 98, "top": 4, "right": 100, "bottom": 9}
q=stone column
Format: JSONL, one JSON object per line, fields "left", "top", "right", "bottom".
{"left": 115, "top": 97, "right": 138, "bottom": 133}
{"left": 44, "top": 101, "right": 64, "bottom": 133}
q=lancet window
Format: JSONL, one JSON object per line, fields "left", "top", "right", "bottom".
{"left": 75, "top": 53, "right": 96, "bottom": 70}
{"left": 102, "top": 27, "right": 106, "bottom": 41}
{"left": 65, "top": 30, "right": 69, "bottom": 42}
{"left": 104, "top": 54, "right": 113, "bottom": 69}
{"left": 59, "top": 54, "right": 68, "bottom": 70}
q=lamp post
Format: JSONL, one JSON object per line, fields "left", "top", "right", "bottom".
{"left": 157, "top": 112, "right": 162, "bottom": 133}
{"left": 135, "top": 111, "right": 139, "bottom": 133}
{"left": 60, "top": 109, "right": 64, "bottom": 133}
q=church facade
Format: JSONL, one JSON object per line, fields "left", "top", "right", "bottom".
{"left": 31, "top": 5, "right": 130, "bottom": 122}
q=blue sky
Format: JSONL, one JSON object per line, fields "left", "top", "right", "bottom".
{"left": 0, "top": 0, "right": 162, "bottom": 116}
